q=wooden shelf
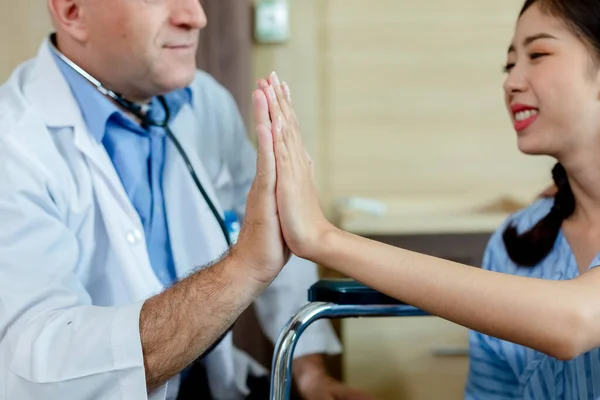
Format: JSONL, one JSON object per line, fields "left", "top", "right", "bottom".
{"left": 334, "top": 192, "right": 534, "bottom": 236}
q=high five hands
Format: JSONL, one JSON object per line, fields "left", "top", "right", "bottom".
{"left": 252, "top": 72, "right": 335, "bottom": 263}
{"left": 250, "top": 73, "right": 378, "bottom": 400}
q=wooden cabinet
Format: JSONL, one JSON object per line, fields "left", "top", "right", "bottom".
{"left": 360, "top": 232, "right": 490, "bottom": 266}
{"left": 343, "top": 315, "right": 471, "bottom": 400}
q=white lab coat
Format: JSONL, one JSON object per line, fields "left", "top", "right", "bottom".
{"left": 0, "top": 40, "right": 341, "bottom": 400}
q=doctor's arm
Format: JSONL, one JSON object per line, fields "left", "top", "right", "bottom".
{"left": 0, "top": 128, "right": 285, "bottom": 398}
{"left": 140, "top": 118, "right": 289, "bottom": 390}
{"left": 262, "top": 78, "right": 600, "bottom": 363}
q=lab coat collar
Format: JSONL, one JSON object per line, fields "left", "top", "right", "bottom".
{"left": 24, "top": 37, "right": 86, "bottom": 129}
{"left": 23, "top": 38, "right": 106, "bottom": 167}
{"left": 23, "top": 37, "right": 145, "bottom": 233}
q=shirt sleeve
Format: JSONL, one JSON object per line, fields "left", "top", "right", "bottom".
{"left": 464, "top": 233, "right": 521, "bottom": 400}
{"left": 219, "top": 88, "right": 342, "bottom": 357}
{"left": 0, "top": 137, "right": 161, "bottom": 400}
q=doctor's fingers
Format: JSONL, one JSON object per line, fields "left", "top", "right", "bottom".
{"left": 263, "top": 84, "right": 283, "bottom": 129}
{"left": 257, "top": 78, "right": 269, "bottom": 91}
{"left": 254, "top": 123, "right": 276, "bottom": 194}
{"left": 253, "top": 90, "right": 271, "bottom": 133}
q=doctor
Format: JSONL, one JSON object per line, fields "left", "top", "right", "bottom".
{"left": 0, "top": 0, "right": 375, "bottom": 399}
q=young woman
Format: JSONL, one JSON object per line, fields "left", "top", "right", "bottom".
{"left": 251, "top": 0, "right": 600, "bottom": 398}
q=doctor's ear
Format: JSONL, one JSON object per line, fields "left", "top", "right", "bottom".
{"left": 48, "top": 0, "right": 90, "bottom": 42}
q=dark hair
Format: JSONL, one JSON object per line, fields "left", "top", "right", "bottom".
{"left": 503, "top": 163, "right": 575, "bottom": 266}
{"left": 519, "top": 0, "right": 600, "bottom": 57}
{"left": 503, "top": 0, "right": 600, "bottom": 266}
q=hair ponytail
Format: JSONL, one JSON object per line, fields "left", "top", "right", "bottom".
{"left": 502, "top": 163, "right": 575, "bottom": 266}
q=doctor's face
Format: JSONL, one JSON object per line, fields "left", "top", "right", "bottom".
{"left": 81, "top": 0, "right": 206, "bottom": 101}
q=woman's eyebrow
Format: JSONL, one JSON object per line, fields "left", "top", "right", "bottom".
{"left": 508, "top": 32, "right": 559, "bottom": 53}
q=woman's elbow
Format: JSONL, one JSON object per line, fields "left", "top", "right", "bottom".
{"left": 550, "top": 341, "right": 583, "bottom": 362}
{"left": 546, "top": 306, "right": 593, "bottom": 361}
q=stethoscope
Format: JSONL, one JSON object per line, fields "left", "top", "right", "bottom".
{"left": 49, "top": 36, "right": 232, "bottom": 248}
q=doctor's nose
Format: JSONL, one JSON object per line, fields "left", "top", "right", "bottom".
{"left": 170, "top": 0, "right": 208, "bottom": 31}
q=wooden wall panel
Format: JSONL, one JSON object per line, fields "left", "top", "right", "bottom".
{"left": 252, "top": 0, "right": 324, "bottom": 186}
{"left": 197, "top": 0, "right": 253, "bottom": 125}
{"left": 319, "top": 0, "right": 554, "bottom": 204}
{"left": 0, "top": 1, "right": 52, "bottom": 82}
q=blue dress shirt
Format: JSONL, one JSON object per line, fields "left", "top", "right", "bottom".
{"left": 51, "top": 50, "right": 192, "bottom": 286}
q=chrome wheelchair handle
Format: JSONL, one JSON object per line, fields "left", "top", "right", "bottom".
{"left": 269, "top": 302, "right": 427, "bottom": 400}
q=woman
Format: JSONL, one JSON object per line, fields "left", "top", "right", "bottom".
{"left": 252, "top": 0, "right": 600, "bottom": 398}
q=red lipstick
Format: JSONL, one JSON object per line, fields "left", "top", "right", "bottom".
{"left": 511, "top": 103, "right": 539, "bottom": 132}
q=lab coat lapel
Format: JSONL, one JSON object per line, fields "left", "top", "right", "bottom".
{"left": 164, "top": 104, "right": 230, "bottom": 279}
{"left": 23, "top": 40, "right": 139, "bottom": 220}
{"left": 23, "top": 39, "right": 163, "bottom": 296}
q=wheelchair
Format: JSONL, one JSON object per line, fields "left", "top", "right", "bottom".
{"left": 268, "top": 279, "right": 430, "bottom": 400}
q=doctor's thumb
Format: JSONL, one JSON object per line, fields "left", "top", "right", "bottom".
{"left": 254, "top": 124, "right": 276, "bottom": 193}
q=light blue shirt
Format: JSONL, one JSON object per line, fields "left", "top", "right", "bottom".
{"left": 51, "top": 49, "right": 192, "bottom": 286}
{"left": 465, "top": 198, "right": 600, "bottom": 399}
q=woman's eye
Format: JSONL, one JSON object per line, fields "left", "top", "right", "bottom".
{"left": 503, "top": 63, "right": 515, "bottom": 73}
{"left": 529, "top": 52, "right": 548, "bottom": 60}
{"left": 503, "top": 53, "right": 548, "bottom": 73}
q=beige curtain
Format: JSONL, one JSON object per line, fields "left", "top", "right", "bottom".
{"left": 197, "top": 0, "right": 253, "bottom": 125}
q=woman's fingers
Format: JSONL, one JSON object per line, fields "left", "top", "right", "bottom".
{"left": 267, "top": 72, "right": 296, "bottom": 126}
{"left": 262, "top": 78, "right": 300, "bottom": 178}
{"left": 282, "top": 83, "right": 307, "bottom": 165}
{"left": 273, "top": 114, "right": 293, "bottom": 184}
{"left": 258, "top": 73, "right": 332, "bottom": 257}
{"left": 282, "top": 82, "right": 292, "bottom": 104}
{"left": 262, "top": 74, "right": 308, "bottom": 170}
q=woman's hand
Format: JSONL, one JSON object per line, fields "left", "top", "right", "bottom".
{"left": 254, "top": 72, "right": 336, "bottom": 260}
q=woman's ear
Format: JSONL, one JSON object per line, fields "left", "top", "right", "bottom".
{"left": 48, "top": 0, "right": 89, "bottom": 43}
{"left": 537, "top": 184, "right": 558, "bottom": 199}
{"left": 593, "top": 60, "right": 600, "bottom": 99}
